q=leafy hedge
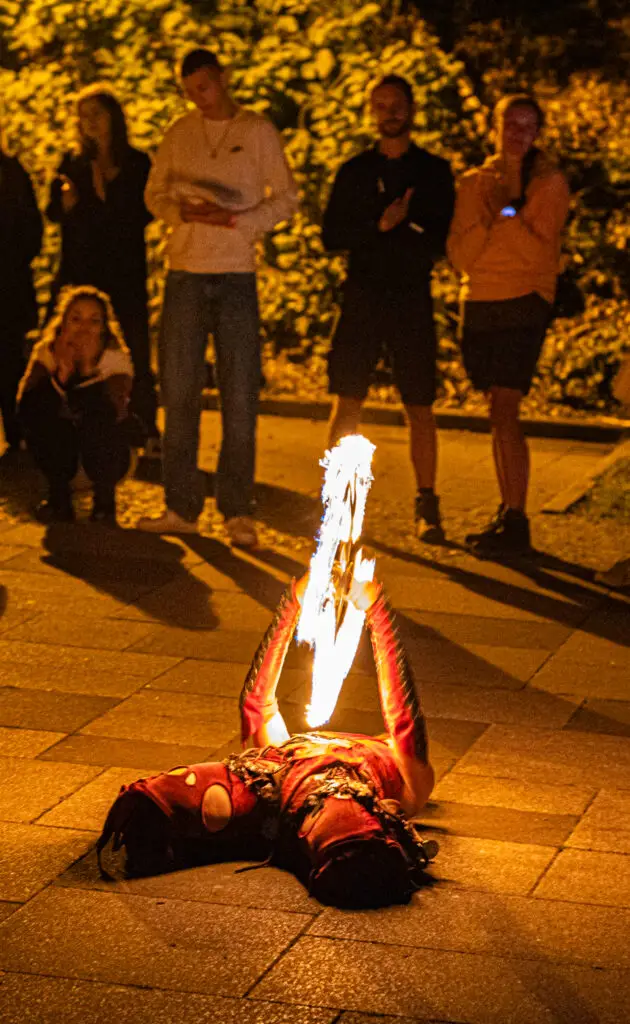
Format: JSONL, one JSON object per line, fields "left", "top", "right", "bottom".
{"left": 1, "top": 0, "right": 628, "bottom": 412}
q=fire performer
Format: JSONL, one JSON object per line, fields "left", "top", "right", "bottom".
{"left": 98, "top": 574, "right": 436, "bottom": 908}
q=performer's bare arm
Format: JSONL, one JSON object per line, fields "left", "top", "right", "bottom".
{"left": 356, "top": 580, "right": 435, "bottom": 816}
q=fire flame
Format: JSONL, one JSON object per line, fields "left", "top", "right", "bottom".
{"left": 297, "top": 434, "right": 376, "bottom": 728}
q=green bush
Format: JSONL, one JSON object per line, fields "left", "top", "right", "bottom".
{"left": 0, "top": 0, "right": 628, "bottom": 412}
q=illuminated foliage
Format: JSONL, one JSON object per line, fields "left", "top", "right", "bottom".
{"left": 0, "top": 0, "right": 628, "bottom": 411}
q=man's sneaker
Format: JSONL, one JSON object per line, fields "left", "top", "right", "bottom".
{"left": 595, "top": 558, "right": 630, "bottom": 589}
{"left": 467, "top": 507, "right": 531, "bottom": 558}
{"left": 415, "top": 491, "right": 445, "bottom": 543}
{"left": 137, "top": 509, "right": 198, "bottom": 534}
{"left": 226, "top": 515, "right": 259, "bottom": 549}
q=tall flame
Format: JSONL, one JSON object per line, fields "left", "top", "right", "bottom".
{"left": 297, "top": 434, "right": 376, "bottom": 728}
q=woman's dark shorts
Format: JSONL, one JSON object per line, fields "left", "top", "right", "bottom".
{"left": 461, "top": 292, "right": 551, "bottom": 396}
{"left": 328, "top": 281, "right": 437, "bottom": 407}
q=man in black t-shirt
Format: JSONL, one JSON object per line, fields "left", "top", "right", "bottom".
{"left": 322, "top": 76, "right": 454, "bottom": 542}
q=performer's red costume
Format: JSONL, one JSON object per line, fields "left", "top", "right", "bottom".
{"left": 98, "top": 583, "right": 436, "bottom": 907}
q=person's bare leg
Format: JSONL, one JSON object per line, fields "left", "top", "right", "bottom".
{"left": 489, "top": 387, "right": 528, "bottom": 511}
{"left": 327, "top": 395, "right": 363, "bottom": 449}
{"left": 405, "top": 403, "right": 437, "bottom": 491}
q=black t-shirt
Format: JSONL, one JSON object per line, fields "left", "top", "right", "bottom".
{"left": 322, "top": 143, "right": 455, "bottom": 292}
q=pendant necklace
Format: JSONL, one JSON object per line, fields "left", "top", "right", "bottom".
{"left": 204, "top": 113, "right": 238, "bottom": 159}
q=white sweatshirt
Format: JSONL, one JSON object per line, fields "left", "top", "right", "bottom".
{"left": 145, "top": 107, "right": 298, "bottom": 274}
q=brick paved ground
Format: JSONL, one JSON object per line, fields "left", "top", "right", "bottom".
{"left": 0, "top": 412, "right": 629, "bottom": 1024}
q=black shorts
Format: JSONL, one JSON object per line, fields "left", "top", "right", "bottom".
{"left": 461, "top": 292, "right": 551, "bottom": 396}
{"left": 328, "top": 281, "right": 437, "bottom": 406}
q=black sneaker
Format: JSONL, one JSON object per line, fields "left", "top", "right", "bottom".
{"left": 468, "top": 508, "right": 531, "bottom": 558}
{"left": 415, "top": 491, "right": 445, "bottom": 543}
{"left": 465, "top": 504, "right": 506, "bottom": 547}
{"left": 35, "top": 497, "right": 75, "bottom": 524}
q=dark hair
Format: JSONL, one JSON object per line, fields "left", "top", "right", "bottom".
{"left": 493, "top": 92, "right": 545, "bottom": 133}
{"left": 493, "top": 93, "right": 545, "bottom": 203}
{"left": 180, "top": 48, "right": 221, "bottom": 79}
{"left": 43, "top": 285, "right": 128, "bottom": 354}
{"left": 76, "top": 86, "right": 131, "bottom": 168}
{"left": 372, "top": 74, "right": 414, "bottom": 106}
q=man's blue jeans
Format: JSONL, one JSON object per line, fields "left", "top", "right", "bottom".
{"left": 159, "top": 270, "right": 261, "bottom": 522}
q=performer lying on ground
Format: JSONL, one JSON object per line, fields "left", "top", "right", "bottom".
{"left": 98, "top": 574, "right": 436, "bottom": 908}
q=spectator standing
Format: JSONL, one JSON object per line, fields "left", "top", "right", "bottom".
{"left": 322, "top": 75, "right": 455, "bottom": 542}
{"left": 447, "top": 94, "right": 570, "bottom": 557}
{"left": 0, "top": 143, "right": 42, "bottom": 454}
{"left": 139, "top": 48, "right": 298, "bottom": 547}
{"left": 18, "top": 285, "right": 134, "bottom": 524}
{"left": 46, "top": 86, "right": 159, "bottom": 451}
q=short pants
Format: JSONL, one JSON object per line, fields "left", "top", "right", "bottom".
{"left": 328, "top": 280, "right": 437, "bottom": 406}
{"left": 461, "top": 292, "right": 551, "bottom": 396}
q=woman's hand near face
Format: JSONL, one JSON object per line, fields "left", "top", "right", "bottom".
{"left": 53, "top": 332, "right": 77, "bottom": 384}
{"left": 59, "top": 174, "right": 79, "bottom": 213}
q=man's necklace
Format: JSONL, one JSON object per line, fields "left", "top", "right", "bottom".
{"left": 204, "top": 114, "right": 238, "bottom": 159}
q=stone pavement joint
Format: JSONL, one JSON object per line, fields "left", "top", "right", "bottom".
{"left": 0, "top": 415, "right": 629, "bottom": 1024}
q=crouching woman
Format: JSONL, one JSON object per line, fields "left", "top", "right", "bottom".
{"left": 18, "top": 285, "right": 134, "bottom": 524}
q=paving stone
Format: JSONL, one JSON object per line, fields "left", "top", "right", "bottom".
{"left": 0, "top": 603, "right": 39, "bottom": 635}
{"left": 251, "top": 935, "right": 630, "bottom": 1022}
{"left": 421, "top": 680, "right": 578, "bottom": 728}
{"left": 431, "top": 774, "right": 594, "bottom": 816}
{"left": 0, "top": 545, "right": 27, "bottom": 563}
{"left": 79, "top": 702, "right": 238, "bottom": 749}
{"left": 454, "top": 724, "right": 630, "bottom": 788}
{"left": 4, "top": 546, "right": 183, "bottom": 592}
{"left": 388, "top": 573, "right": 594, "bottom": 625}
{"left": 59, "top": 847, "right": 316, "bottom": 914}
{"left": 0, "top": 902, "right": 20, "bottom": 924}
{"left": 129, "top": 626, "right": 316, "bottom": 669}
{"left": 310, "top": 885, "right": 630, "bottom": 968}
{"left": 0, "top": 822, "right": 94, "bottom": 900}
{"left": 0, "top": 688, "right": 118, "bottom": 733}
{"left": 35, "top": 767, "right": 150, "bottom": 830}
{"left": 0, "top": 571, "right": 131, "bottom": 617}
{"left": 565, "top": 789, "right": 630, "bottom": 854}
{"left": 0, "top": 973, "right": 336, "bottom": 1024}
{"left": 0, "top": 887, "right": 312, "bottom": 996}
{"left": 4, "top": 615, "right": 157, "bottom": 652}
{"left": 534, "top": 849, "right": 630, "bottom": 907}
{"left": 565, "top": 700, "right": 630, "bottom": 738}
{"left": 0, "top": 640, "right": 180, "bottom": 697}
{"left": 37, "top": 734, "right": 223, "bottom": 770}
{"left": 550, "top": 629, "right": 630, "bottom": 670}
{"left": 532, "top": 658, "right": 630, "bottom": 700}
{"left": 0, "top": 756, "right": 100, "bottom": 823}
{"left": 401, "top": 609, "right": 572, "bottom": 651}
{"left": 424, "top": 718, "right": 488, "bottom": 760}
{"left": 117, "top": 584, "right": 273, "bottom": 632}
{"left": 0, "top": 726, "right": 64, "bottom": 758}
{"left": 339, "top": 1016, "right": 427, "bottom": 1024}
{"left": 147, "top": 658, "right": 309, "bottom": 700}
{"left": 427, "top": 833, "right": 555, "bottom": 894}
{"left": 420, "top": 800, "right": 577, "bottom": 845}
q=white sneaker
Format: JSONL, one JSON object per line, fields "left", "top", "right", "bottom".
{"left": 226, "top": 515, "right": 259, "bottom": 549}
{"left": 136, "top": 509, "right": 198, "bottom": 534}
{"left": 595, "top": 558, "right": 630, "bottom": 589}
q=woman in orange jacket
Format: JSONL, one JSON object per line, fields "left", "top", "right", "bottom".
{"left": 447, "top": 94, "right": 570, "bottom": 557}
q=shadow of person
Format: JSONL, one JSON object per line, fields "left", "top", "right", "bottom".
{"left": 42, "top": 523, "right": 219, "bottom": 629}
{"left": 184, "top": 534, "right": 288, "bottom": 613}
{"left": 365, "top": 536, "right": 630, "bottom": 647}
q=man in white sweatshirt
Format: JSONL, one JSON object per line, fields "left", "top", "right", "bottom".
{"left": 139, "top": 48, "right": 298, "bottom": 547}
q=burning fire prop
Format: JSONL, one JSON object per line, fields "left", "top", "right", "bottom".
{"left": 297, "top": 435, "right": 376, "bottom": 728}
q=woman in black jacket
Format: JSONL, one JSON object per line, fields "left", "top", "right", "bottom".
{"left": 0, "top": 146, "right": 42, "bottom": 453}
{"left": 46, "top": 86, "right": 159, "bottom": 450}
